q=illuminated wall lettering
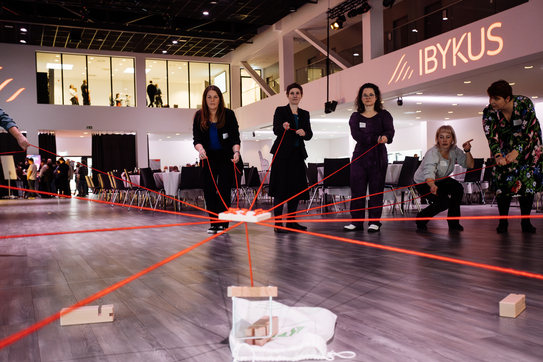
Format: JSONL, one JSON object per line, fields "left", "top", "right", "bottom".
{"left": 0, "top": 72, "right": 25, "bottom": 102}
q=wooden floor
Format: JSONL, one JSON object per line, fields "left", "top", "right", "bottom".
{"left": 0, "top": 197, "right": 542, "bottom": 362}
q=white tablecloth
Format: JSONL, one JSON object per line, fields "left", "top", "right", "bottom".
{"left": 154, "top": 172, "right": 181, "bottom": 196}
{"left": 385, "top": 164, "right": 402, "bottom": 184}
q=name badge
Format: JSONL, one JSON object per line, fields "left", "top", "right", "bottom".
{"left": 440, "top": 160, "right": 448, "bottom": 167}
{"left": 513, "top": 119, "right": 522, "bottom": 126}
{"left": 359, "top": 122, "right": 366, "bottom": 128}
{"left": 222, "top": 133, "right": 229, "bottom": 139}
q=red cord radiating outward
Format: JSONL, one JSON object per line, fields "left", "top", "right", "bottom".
{"left": 0, "top": 222, "right": 244, "bottom": 350}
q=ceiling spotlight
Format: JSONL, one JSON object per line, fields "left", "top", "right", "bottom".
{"left": 330, "top": 14, "right": 346, "bottom": 30}
{"left": 347, "top": 9, "right": 358, "bottom": 18}
{"left": 289, "top": 6, "right": 296, "bottom": 13}
{"left": 324, "top": 100, "right": 338, "bottom": 114}
{"left": 203, "top": 11, "right": 209, "bottom": 15}
{"left": 172, "top": 40, "right": 178, "bottom": 44}
{"left": 442, "top": 9, "right": 448, "bottom": 20}
{"left": 20, "top": 39, "right": 26, "bottom": 43}
{"left": 383, "top": 0, "right": 396, "bottom": 8}
{"left": 162, "top": 49, "right": 167, "bottom": 54}
{"left": 20, "top": 27, "right": 27, "bottom": 32}
{"left": 397, "top": 97, "right": 403, "bottom": 106}
{"left": 357, "top": 2, "right": 371, "bottom": 14}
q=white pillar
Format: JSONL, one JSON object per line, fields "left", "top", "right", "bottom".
{"left": 231, "top": 65, "right": 241, "bottom": 109}
{"left": 279, "top": 35, "right": 295, "bottom": 92}
{"left": 362, "top": 3, "right": 385, "bottom": 63}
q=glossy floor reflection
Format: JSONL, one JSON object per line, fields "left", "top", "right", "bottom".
{"left": 0, "top": 198, "right": 542, "bottom": 362}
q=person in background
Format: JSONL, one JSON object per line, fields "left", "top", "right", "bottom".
{"left": 344, "top": 83, "right": 395, "bottom": 233}
{"left": 147, "top": 80, "right": 156, "bottom": 107}
{"left": 269, "top": 83, "right": 313, "bottom": 233}
{"left": 39, "top": 159, "right": 53, "bottom": 197}
{"left": 81, "top": 80, "right": 90, "bottom": 105}
{"left": 115, "top": 93, "right": 122, "bottom": 106}
{"left": 77, "top": 160, "right": 88, "bottom": 197}
{"left": 193, "top": 85, "right": 241, "bottom": 234}
{"left": 155, "top": 83, "right": 163, "bottom": 107}
{"left": 26, "top": 157, "right": 37, "bottom": 198}
{"left": 56, "top": 158, "right": 70, "bottom": 196}
{"left": 413, "top": 125, "right": 474, "bottom": 231}
{"left": 482, "top": 80, "right": 543, "bottom": 233}
{"left": 69, "top": 85, "right": 79, "bottom": 105}
{"left": 0, "top": 106, "right": 30, "bottom": 150}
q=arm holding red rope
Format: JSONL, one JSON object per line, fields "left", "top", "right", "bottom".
{"left": 0, "top": 106, "right": 30, "bottom": 150}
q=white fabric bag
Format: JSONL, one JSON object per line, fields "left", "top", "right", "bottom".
{"left": 230, "top": 298, "right": 355, "bottom": 362}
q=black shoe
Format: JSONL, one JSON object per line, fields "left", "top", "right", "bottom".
{"left": 416, "top": 222, "right": 428, "bottom": 230}
{"left": 522, "top": 224, "right": 536, "bottom": 233}
{"left": 207, "top": 226, "right": 218, "bottom": 234}
{"left": 449, "top": 224, "right": 464, "bottom": 231}
{"left": 274, "top": 227, "right": 290, "bottom": 234}
{"left": 497, "top": 221, "right": 508, "bottom": 234}
{"left": 216, "top": 226, "right": 227, "bottom": 234}
{"left": 287, "top": 223, "right": 307, "bottom": 231}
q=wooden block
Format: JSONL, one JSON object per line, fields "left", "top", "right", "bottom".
{"left": 227, "top": 286, "right": 278, "bottom": 298}
{"left": 245, "top": 316, "right": 278, "bottom": 346}
{"left": 499, "top": 294, "right": 526, "bottom": 318}
{"left": 60, "top": 305, "right": 115, "bottom": 326}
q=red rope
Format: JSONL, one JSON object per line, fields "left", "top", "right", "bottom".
{"left": 245, "top": 223, "right": 254, "bottom": 287}
{"left": 257, "top": 223, "right": 543, "bottom": 280}
{"left": 204, "top": 157, "right": 229, "bottom": 210}
{"left": 0, "top": 150, "right": 25, "bottom": 155}
{"left": 0, "top": 221, "right": 244, "bottom": 350}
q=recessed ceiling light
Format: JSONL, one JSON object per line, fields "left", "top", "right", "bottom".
{"left": 416, "top": 92, "right": 423, "bottom": 95}
{"left": 167, "top": 136, "right": 171, "bottom": 138}
{"left": 416, "top": 110, "right": 421, "bottom": 113}
{"left": 412, "top": 29, "right": 418, "bottom": 33}
{"left": 464, "top": 81, "right": 471, "bottom": 84}
{"left": 347, "top": 108, "right": 352, "bottom": 111}
{"left": 409, "top": 123, "right": 413, "bottom": 126}
{"left": 478, "top": 112, "right": 484, "bottom": 115}
{"left": 162, "top": 50, "right": 167, "bottom": 54}
{"left": 159, "top": 139, "right": 163, "bottom": 141}
{"left": 452, "top": 103, "right": 457, "bottom": 106}
{"left": 457, "top": 94, "right": 463, "bottom": 96}
{"left": 172, "top": 40, "right": 178, "bottom": 44}
{"left": 532, "top": 96, "right": 539, "bottom": 99}
{"left": 445, "top": 117, "right": 450, "bottom": 120}
{"left": 353, "top": 53, "right": 360, "bottom": 57}
{"left": 20, "top": 28, "right": 27, "bottom": 32}
{"left": 416, "top": 117, "right": 421, "bottom": 119}
{"left": 203, "top": 11, "right": 209, "bottom": 15}
{"left": 84, "top": 132, "right": 88, "bottom": 134}
{"left": 176, "top": 133, "right": 180, "bottom": 135}
{"left": 509, "top": 83, "right": 515, "bottom": 86}
{"left": 20, "top": 40, "right": 26, "bottom": 43}
{"left": 80, "top": 136, "right": 84, "bottom": 138}
{"left": 448, "top": 111, "right": 453, "bottom": 113}
{"left": 525, "top": 66, "right": 533, "bottom": 69}
{"left": 416, "top": 102, "right": 422, "bottom": 105}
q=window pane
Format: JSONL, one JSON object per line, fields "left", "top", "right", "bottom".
{"left": 210, "top": 63, "right": 230, "bottom": 108}
{"left": 145, "top": 59, "right": 166, "bottom": 107}
{"left": 241, "top": 68, "right": 261, "bottom": 107}
{"left": 168, "top": 61, "right": 189, "bottom": 108}
{"left": 112, "top": 57, "right": 135, "bottom": 107}
{"left": 87, "top": 56, "right": 111, "bottom": 106}
{"left": 36, "top": 52, "right": 62, "bottom": 104}
{"left": 62, "top": 54, "right": 86, "bottom": 105}
{"left": 189, "top": 62, "right": 209, "bottom": 109}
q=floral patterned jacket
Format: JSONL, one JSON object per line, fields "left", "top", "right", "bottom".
{"left": 482, "top": 95, "right": 543, "bottom": 195}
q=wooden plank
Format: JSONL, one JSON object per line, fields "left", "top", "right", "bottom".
{"left": 227, "top": 286, "right": 278, "bottom": 298}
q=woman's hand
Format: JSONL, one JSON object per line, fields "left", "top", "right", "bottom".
{"left": 505, "top": 149, "right": 519, "bottom": 163}
{"left": 198, "top": 148, "right": 207, "bottom": 160}
{"left": 232, "top": 151, "right": 240, "bottom": 163}
{"left": 296, "top": 129, "right": 306, "bottom": 137}
{"left": 462, "top": 139, "right": 473, "bottom": 152}
{"left": 378, "top": 135, "right": 388, "bottom": 144}
{"left": 430, "top": 185, "right": 438, "bottom": 195}
{"left": 495, "top": 154, "right": 507, "bottom": 166}
{"left": 283, "top": 122, "right": 290, "bottom": 130}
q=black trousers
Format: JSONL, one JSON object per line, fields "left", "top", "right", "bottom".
{"left": 202, "top": 150, "right": 234, "bottom": 228}
{"left": 415, "top": 177, "right": 463, "bottom": 226}
{"left": 496, "top": 193, "right": 535, "bottom": 226}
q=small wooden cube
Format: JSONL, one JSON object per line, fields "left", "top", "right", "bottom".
{"left": 245, "top": 316, "right": 278, "bottom": 346}
{"left": 60, "top": 305, "right": 115, "bottom": 326}
{"left": 499, "top": 294, "right": 526, "bottom": 318}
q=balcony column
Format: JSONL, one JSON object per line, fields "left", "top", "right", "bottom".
{"left": 279, "top": 35, "right": 295, "bottom": 93}
{"left": 362, "top": 2, "right": 385, "bottom": 63}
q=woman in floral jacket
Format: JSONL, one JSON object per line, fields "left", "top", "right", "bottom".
{"left": 483, "top": 80, "right": 543, "bottom": 233}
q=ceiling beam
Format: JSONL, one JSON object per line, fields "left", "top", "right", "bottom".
{"left": 294, "top": 29, "right": 351, "bottom": 70}
{"left": 240, "top": 61, "right": 276, "bottom": 97}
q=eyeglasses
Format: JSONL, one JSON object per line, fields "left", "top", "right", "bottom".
{"left": 362, "top": 93, "right": 375, "bottom": 98}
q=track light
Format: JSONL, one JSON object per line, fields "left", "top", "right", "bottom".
{"left": 324, "top": 100, "right": 338, "bottom": 114}
{"left": 357, "top": 2, "right": 371, "bottom": 14}
{"left": 442, "top": 9, "right": 448, "bottom": 20}
{"left": 397, "top": 97, "right": 403, "bottom": 106}
{"left": 330, "top": 14, "right": 346, "bottom": 30}
{"left": 383, "top": 0, "right": 396, "bottom": 8}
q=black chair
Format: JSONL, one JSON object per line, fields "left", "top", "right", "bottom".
{"left": 85, "top": 175, "right": 99, "bottom": 199}
{"left": 322, "top": 158, "right": 350, "bottom": 212}
{"left": 242, "top": 166, "right": 262, "bottom": 206}
{"left": 178, "top": 167, "right": 204, "bottom": 209}
{"left": 231, "top": 164, "right": 245, "bottom": 206}
{"left": 306, "top": 162, "right": 324, "bottom": 212}
{"left": 462, "top": 158, "right": 484, "bottom": 204}
{"left": 109, "top": 171, "right": 130, "bottom": 206}
{"left": 384, "top": 156, "right": 420, "bottom": 214}
{"left": 139, "top": 167, "right": 165, "bottom": 211}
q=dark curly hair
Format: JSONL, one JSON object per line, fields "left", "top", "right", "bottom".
{"left": 355, "top": 83, "right": 383, "bottom": 113}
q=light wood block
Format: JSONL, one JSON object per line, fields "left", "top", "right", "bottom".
{"left": 60, "top": 305, "right": 115, "bottom": 326}
{"left": 228, "top": 286, "right": 278, "bottom": 298}
{"left": 219, "top": 209, "right": 272, "bottom": 223}
{"left": 245, "top": 316, "right": 278, "bottom": 346}
{"left": 499, "top": 294, "right": 526, "bottom": 318}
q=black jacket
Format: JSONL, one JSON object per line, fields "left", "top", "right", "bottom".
{"left": 192, "top": 108, "right": 241, "bottom": 157}
{"left": 270, "top": 105, "right": 312, "bottom": 159}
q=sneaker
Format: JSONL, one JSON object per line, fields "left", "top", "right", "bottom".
{"left": 207, "top": 226, "right": 218, "bottom": 234}
{"left": 368, "top": 224, "right": 380, "bottom": 232}
{"left": 343, "top": 224, "right": 362, "bottom": 231}
{"left": 217, "top": 226, "right": 227, "bottom": 234}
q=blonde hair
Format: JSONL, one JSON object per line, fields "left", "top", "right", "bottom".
{"left": 435, "top": 125, "right": 457, "bottom": 148}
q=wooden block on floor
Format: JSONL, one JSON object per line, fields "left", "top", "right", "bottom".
{"left": 245, "top": 316, "right": 278, "bottom": 346}
{"left": 227, "top": 286, "right": 278, "bottom": 298}
{"left": 60, "top": 305, "right": 115, "bottom": 326}
{"left": 499, "top": 294, "right": 526, "bottom": 318}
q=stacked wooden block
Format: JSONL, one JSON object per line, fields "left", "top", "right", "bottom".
{"left": 499, "top": 294, "right": 526, "bottom": 318}
{"left": 245, "top": 316, "right": 279, "bottom": 346}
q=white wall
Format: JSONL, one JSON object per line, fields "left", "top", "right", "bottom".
{"left": 148, "top": 140, "right": 199, "bottom": 169}
{"left": 56, "top": 137, "right": 92, "bottom": 157}
{"left": 425, "top": 117, "right": 489, "bottom": 159}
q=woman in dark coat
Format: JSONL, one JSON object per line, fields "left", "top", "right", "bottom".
{"left": 269, "top": 83, "right": 313, "bottom": 233}
{"left": 482, "top": 80, "right": 543, "bottom": 233}
{"left": 344, "top": 83, "right": 394, "bottom": 233}
{"left": 193, "top": 85, "right": 241, "bottom": 234}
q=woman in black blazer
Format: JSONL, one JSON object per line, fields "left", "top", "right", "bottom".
{"left": 269, "top": 83, "right": 313, "bottom": 233}
{"left": 193, "top": 85, "right": 241, "bottom": 234}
